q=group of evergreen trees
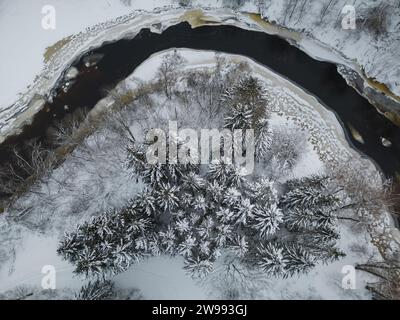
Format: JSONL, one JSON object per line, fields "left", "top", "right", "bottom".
{"left": 58, "top": 75, "right": 346, "bottom": 282}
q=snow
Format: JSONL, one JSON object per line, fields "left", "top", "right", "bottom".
{"left": 0, "top": 48, "right": 386, "bottom": 299}
{"left": 214, "top": 223, "right": 375, "bottom": 300}
{"left": 0, "top": 0, "right": 192, "bottom": 108}
{"left": 256, "top": 0, "right": 400, "bottom": 98}
{"left": 114, "top": 256, "right": 207, "bottom": 300}
{"left": 0, "top": 0, "right": 121, "bottom": 109}
{"left": 0, "top": 233, "right": 82, "bottom": 293}
{"left": 1, "top": 1, "right": 399, "bottom": 142}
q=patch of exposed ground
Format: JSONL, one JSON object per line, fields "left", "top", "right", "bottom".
{"left": 43, "top": 36, "right": 73, "bottom": 63}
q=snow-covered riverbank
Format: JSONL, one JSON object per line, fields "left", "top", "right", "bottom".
{"left": 1, "top": 0, "right": 399, "bottom": 142}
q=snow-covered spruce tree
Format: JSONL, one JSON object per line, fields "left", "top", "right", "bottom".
{"left": 142, "top": 163, "right": 169, "bottom": 188}
{"left": 282, "top": 243, "right": 316, "bottom": 277}
{"left": 207, "top": 160, "right": 233, "bottom": 184}
{"left": 233, "top": 198, "right": 255, "bottom": 226}
{"left": 252, "top": 241, "right": 316, "bottom": 278}
{"left": 280, "top": 175, "right": 338, "bottom": 210}
{"left": 177, "top": 234, "right": 196, "bottom": 257}
{"left": 155, "top": 182, "right": 180, "bottom": 213}
{"left": 222, "top": 76, "right": 269, "bottom": 127}
{"left": 158, "top": 225, "right": 178, "bottom": 255}
{"left": 251, "top": 204, "right": 283, "bottom": 239}
{"left": 125, "top": 143, "right": 146, "bottom": 174}
{"left": 206, "top": 180, "right": 226, "bottom": 204}
{"left": 184, "top": 255, "right": 214, "bottom": 279}
{"left": 58, "top": 205, "right": 154, "bottom": 277}
{"left": 256, "top": 242, "right": 287, "bottom": 277}
{"left": 222, "top": 76, "right": 271, "bottom": 133}
{"left": 229, "top": 235, "right": 249, "bottom": 258}
{"left": 279, "top": 175, "right": 345, "bottom": 265}
{"left": 247, "top": 177, "right": 279, "bottom": 205}
{"left": 126, "top": 133, "right": 195, "bottom": 188}
{"left": 285, "top": 174, "right": 329, "bottom": 191}
{"left": 255, "top": 119, "right": 273, "bottom": 161}
{"left": 207, "top": 160, "right": 246, "bottom": 188}
{"left": 222, "top": 187, "right": 242, "bottom": 209}
{"left": 181, "top": 172, "right": 206, "bottom": 194}
{"left": 134, "top": 189, "right": 157, "bottom": 217}
{"left": 243, "top": 178, "right": 283, "bottom": 238}
{"left": 224, "top": 103, "right": 254, "bottom": 130}
{"left": 76, "top": 280, "right": 115, "bottom": 300}
{"left": 283, "top": 207, "right": 335, "bottom": 231}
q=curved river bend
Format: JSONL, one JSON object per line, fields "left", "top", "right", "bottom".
{"left": 1, "top": 22, "right": 399, "bottom": 178}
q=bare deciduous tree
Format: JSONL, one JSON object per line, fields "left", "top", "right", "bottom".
{"left": 332, "top": 163, "right": 397, "bottom": 218}
{"left": 356, "top": 260, "right": 400, "bottom": 300}
{"left": 157, "top": 50, "right": 185, "bottom": 99}
{"left": 50, "top": 107, "right": 89, "bottom": 147}
{"left": 357, "top": 3, "right": 390, "bottom": 36}
{"left": 0, "top": 139, "right": 55, "bottom": 200}
{"left": 206, "top": 253, "right": 267, "bottom": 300}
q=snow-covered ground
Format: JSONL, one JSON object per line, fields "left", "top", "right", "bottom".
{"left": 259, "top": 0, "right": 400, "bottom": 94}
{"left": 0, "top": 0, "right": 178, "bottom": 109}
{"left": 0, "top": 49, "right": 387, "bottom": 299}
{"left": 1, "top": 0, "right": 399, "bottom": 141}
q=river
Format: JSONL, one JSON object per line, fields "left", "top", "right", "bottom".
{"left": 0, "top": 22, "right": 399, "bottom": 179}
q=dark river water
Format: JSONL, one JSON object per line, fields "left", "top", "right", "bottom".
{"left": 1, "top": 22, "right": 399, "bottom": 179}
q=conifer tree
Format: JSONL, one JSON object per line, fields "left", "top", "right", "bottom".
{"left": 255, "top": 120, "right": 273, "bottom": 161}
{"left": 257, "top": 242, "right": 287, "bottom": 277}
{"left": 283, "top": 243, "right": 315, "bottom": 277}
{"left": 222, "top": 76, "right": 269, "bottom": 128}
{"left": 224, "top": 103, "right": 253, "bottom": 130}
{"left": 155, "top": 182, "right": 180, "bottom": 213}
{"left": 251, "top": 204, "right": 283, "bottom": 238}
{"left": 76, "top": 280, "right": 115, "bottom": 300}
{"left": 184, "top": 255, "right": 214, "bottom": 279}
{"left": 58, "top": 206, "right": 153, "bottom": 276}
